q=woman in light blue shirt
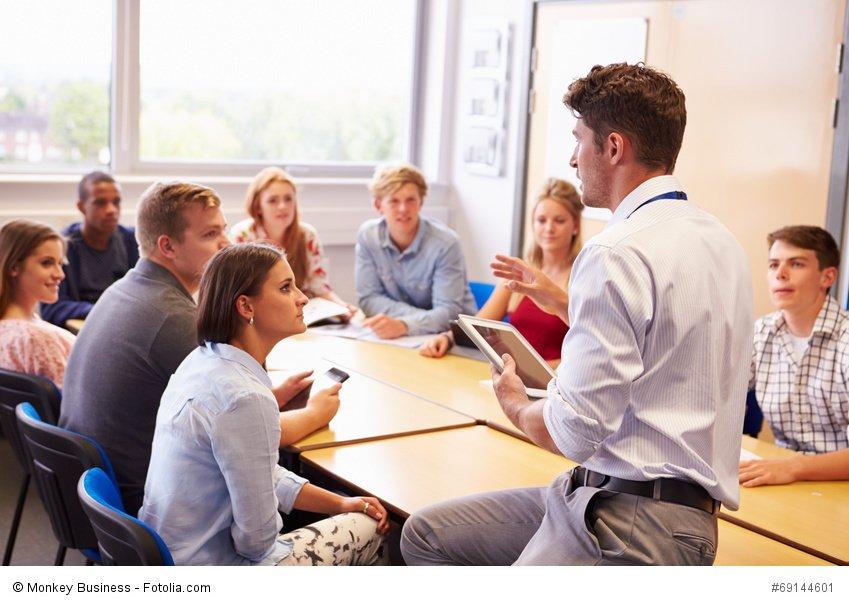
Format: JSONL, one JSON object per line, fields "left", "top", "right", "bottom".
{"left": 140, "top": 243, "right": 388, "bottom": 565}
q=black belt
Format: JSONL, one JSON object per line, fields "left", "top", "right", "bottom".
{"left": 569, "top": 467, "right": 719, "bottom": 515}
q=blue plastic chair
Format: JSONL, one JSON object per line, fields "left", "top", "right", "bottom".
{"left": 0, "top": 369, "right": 61, "bottom": 565}
{"left": 78, "top": 468, "right": 173, "bottom": 566}
{"left": 15, "top": 403, "right": 117, "bottom": 565}
{"left": 469, "top": 281, "right": 496, "bottom": 310}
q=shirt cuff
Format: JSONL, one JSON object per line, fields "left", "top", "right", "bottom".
{"left": 397, "top": 313, "right": 448, "bottom": 336}
{"left": 543, "top": 380, "right": 601, "bottom": 463}
{"left": 395, "top": 314, "right": 424, "bottom": 335}
{"left": 273, "top": 466, "right": 309, "bottom": 514}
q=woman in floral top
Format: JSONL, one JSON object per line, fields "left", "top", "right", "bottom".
{"left": 0, "top": 220, "right": 75, "bottom": 387}
{"left": 230, "top": 167, "right": 356, "bottom": 318}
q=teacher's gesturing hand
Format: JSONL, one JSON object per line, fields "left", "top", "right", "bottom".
{"left": 490, "top": 254, "right": 569, "bottom": 324}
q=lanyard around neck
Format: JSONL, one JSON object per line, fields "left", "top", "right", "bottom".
{"left": 627, "top": 190, "right": 688, "bottom": 219}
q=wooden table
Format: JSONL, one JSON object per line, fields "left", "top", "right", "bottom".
{"left": 269, "top": 367, "right": 475, "bottom": 454}
{"left": 301, "top": 426, "right": 832, "bottom": 566}
{"left": 272, "top": 331, "right": 527, "bottom": 438}
{"left": 721, "top": 436, "right": 849, "bottom": 565}
{"left": 266, "top": 332, "right": 342, "bottom": 372}
{"left": 301, "top": 425, "right": 574, "bottom": 518}
{"left": 714, "top": 521, "right": 833, "bottom": 566}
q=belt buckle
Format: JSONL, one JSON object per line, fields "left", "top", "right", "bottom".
{"left": 584, "top": 469, "right": 608, "bottom": 488}
{"left": 570, "top": 467, "right": 609, "bottom": 489}
{"left": 570, "top": 466, "right": 590, "bottom": 488}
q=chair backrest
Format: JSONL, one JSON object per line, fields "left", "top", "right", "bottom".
{"left": 15, "top": 403, "right": 117, "bottom": 555}
{"left": 469, "top": 281, "right": 496, "bottom": 310}
{"left": 743, "top": 389, "right": 763, "bottom": 438}
{"left": 0, "top": 369, "right": 61, "bottom": 473}
{"left": 78, "top": 468, "right": 173, "bottom": 566}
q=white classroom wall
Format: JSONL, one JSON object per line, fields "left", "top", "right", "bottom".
{"left": 448, "top": 0, "right": 531, "bottom": 283}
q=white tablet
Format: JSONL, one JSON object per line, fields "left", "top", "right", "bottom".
{"left": 456, "top": 314, "right": 556, "bottom": 399}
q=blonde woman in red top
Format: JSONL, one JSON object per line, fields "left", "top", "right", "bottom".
{"left": 420, "top": 178, "right": 583, "bottom": 364}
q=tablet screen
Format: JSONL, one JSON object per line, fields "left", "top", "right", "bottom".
{"left": 470, "top": 324, "right": 554, "bottom": 390}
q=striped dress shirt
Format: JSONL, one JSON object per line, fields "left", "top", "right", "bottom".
{"left": 543, "top": 176, "right": 753, "bottom": 509}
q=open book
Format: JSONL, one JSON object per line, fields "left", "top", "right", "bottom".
{"left": 303, "top": 297, "right": 350, "bottom": 327}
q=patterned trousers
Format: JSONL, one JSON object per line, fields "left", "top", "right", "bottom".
{"left": 277, "top": 512, "right": 386, "bottom": 566}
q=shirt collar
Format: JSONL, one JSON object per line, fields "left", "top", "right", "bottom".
{"left": 204, "top": 342, "right": 272, "bottom": 389}
{"left": 606, "top": 175, "right": 684, "bottom": 228}
{"left": 135, "top": 258, "right": 194, "bottom": 302}
{"left": 768, "top": 295, "right": 841, "bottom": 338}
{"left": 379, "top": 216, "right": 427, "bottom": 256}
{"left": 764, "top": 311, "right": 784, "bottom": 335}
{"left": 811, "top": 295, "right": 841, "bottom": 336}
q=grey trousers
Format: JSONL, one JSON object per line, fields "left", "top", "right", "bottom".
{"left": 401, "top": 471, "right": 717, "bottom": 565}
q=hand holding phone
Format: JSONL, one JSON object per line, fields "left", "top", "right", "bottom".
{"left": 304, "top": 368, "right": 349, "bottom": 423}
{"left": 282, "top": 367, "right": 350, "bottom": 411}
{"left": 312, "top": 367, "right": 350, "bottom": 392}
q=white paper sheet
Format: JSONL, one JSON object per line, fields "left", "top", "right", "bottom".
{"left": 739, "top": 447, "right": 762, "bottom": 461}
{"left": 310, "top": 323, "right": 439, "bottom": 349}
{"left": 451, "top": 345, "right": 489, "bottom": 362}
{"left": 309, "top": 323, "right": 370, "bottom": 339}
{"left": 360, "top": 332, "right": 439, "bottom": 349}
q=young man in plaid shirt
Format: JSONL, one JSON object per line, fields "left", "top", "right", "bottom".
{"left": 741, "top": 225, "right": 849, "bottom": 486}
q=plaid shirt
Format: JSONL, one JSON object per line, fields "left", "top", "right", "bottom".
{"left": 750, "top": 295, "right": 849, "bottom": 453}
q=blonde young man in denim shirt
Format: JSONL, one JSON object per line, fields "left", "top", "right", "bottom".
{"left": 355, "top": 164, "right": 476, "bottom": 338}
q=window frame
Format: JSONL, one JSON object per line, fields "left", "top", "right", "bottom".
{"left": 110, "top": 0, "right": 425, "bottom": 179}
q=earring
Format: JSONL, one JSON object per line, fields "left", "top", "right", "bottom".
{"left": 249, "top": 316, "right": 255, "bottom": 326}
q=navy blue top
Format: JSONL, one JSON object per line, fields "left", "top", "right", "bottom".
{"left": 41, "top": 222, "right": 139, "bottom": 326}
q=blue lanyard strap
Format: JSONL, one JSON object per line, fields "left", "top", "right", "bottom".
{"left": 627, "top": 190, "right": 688, "bottom": 218}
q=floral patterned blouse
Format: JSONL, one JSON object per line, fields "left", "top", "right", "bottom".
{"left": 0, "top": 318, "right": 75, "bottom": 388}
{"left": 228, "top": 219, "right": 333, "bottom": 297}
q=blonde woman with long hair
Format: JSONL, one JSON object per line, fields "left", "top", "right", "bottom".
{"left": 420, "top": 178, "right": 583, "bottom": 363}
{"left": 230, "top": 167, "right": 356, "bottom": 318}
{"left": 0, "top": 220, "right": 75, "bottom": 387}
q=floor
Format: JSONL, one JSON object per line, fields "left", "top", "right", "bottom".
{"left": 0, "top": 435, "right": 87, "bottom": 566}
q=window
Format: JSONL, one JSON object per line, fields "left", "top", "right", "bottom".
{"left": 0, "top": 0, "right": 423, "bottom": 176}
{"left": 137, "top": 0, "right": 417, "bottom": 170}
{"left": 0, "top": 0, "right": 112, "bottom": 172}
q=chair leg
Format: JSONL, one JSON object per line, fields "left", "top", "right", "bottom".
{"left": 54, "top": 545, "right": 66, "bottom": 566}
{"left": 2, "top": 474, "right": 30, "bottom": 566}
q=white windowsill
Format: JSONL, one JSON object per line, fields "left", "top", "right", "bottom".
{"left": 0, "top": 173, "right": 451, "bottom": 190}
{"left": 0, "top": 173, "right": 370, "bottom": 186}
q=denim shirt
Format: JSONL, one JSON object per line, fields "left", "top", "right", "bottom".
{"left": 139, "top": 342, "right": 307, "bottom": 565}
{"left": 354, "top": 217, "right": 477, "bottom": 335}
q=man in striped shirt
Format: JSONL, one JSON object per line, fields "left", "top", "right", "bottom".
{"left": 741, "top": 226, "right": 849, "bottom": 486}
{"left": 401, "top": 63, "right": 753, "bottom": 565}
